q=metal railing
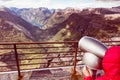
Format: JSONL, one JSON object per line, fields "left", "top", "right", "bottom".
{"left": 0, "top": 41, "right": 80, "bottom": 80}
{"left": 0, "top": 41, "right": 120, "bottom": 80}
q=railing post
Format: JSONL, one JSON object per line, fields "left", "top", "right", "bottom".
{"left": 13, "top": 44, "right": 22, "bottom": 80}
{"left": 71, "top": 42, "right": 78, "bottom": 80}
{"left": 73, "top": 42, "right": 78, "bottom": 74}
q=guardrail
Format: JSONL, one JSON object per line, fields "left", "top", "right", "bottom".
{"left": 0, "top": 41, "right": 80, "bottom": 80}
{"left": 0, "top": 41, "right": 120, "bottom": 80}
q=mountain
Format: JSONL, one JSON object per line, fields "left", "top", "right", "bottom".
{"left": 11, "top": 7, "right": 120, "bottom": 30}
{"left": 81, "top": 7, "right": 120, "bottom": 15}
{"left": 48, "top": 12, "right": 120, "bottom": 42}
{"left": 1, "top": 6, "right": 120, "bottom": 42}
{"left": 0, "top": 7, "right": 32, "bottom": 42}
{"left": 112, "top": 6, "right": 120, "bottom": 9}
{"left": 0, "top": 7, "right": 46, "bottom": 42}
{"left": 10, "top": 7, "right": 81, "bottom": 29}
{"left": 10, "top": 7, "right": 54, "bottom": 29}
{"left": 43, "top": 8, "right": 81, "bottom": 29}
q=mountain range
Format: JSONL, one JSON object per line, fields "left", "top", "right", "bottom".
{"left": 0, "top": 6, "right": 120, "bottom": 42}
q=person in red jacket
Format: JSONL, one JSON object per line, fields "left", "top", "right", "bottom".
{"left": 83, "top": 46, "right": 120, "bottom": 80}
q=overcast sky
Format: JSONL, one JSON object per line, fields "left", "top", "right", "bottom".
{"left": 0, "top": 0, "right": 120, "bottom": 9}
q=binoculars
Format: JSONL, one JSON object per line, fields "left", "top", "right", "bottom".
{"left": 79, "top": 36, "right": 107, "bottom": 70}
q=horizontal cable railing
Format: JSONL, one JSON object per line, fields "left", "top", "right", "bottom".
{"left": 0, "top": 40, "right": 120, "bottom": 80}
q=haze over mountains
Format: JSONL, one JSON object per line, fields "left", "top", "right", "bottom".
{"left": 0, "top": 6, "right": 120, "bottom": 42}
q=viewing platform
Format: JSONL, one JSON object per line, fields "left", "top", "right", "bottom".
{"left": 0, "top": 41, "right": 119, "bottom": 80}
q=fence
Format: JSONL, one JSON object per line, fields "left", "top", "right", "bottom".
{"left": 0, "top": 41, "right": 120, "bottom": 80}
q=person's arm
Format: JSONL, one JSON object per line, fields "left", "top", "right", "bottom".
{"left": 83, "top": 66, "right": 93, "bottom": 80}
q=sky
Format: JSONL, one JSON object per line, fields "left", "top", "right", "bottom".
{"left": 0, "top": 0, "right": 120, "bottom": 9}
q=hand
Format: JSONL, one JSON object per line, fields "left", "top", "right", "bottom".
{"left": 82, "top": 66, "right": 91, "bottom": 77}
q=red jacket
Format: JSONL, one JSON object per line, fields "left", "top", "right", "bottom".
{"left": 84, "top": 46, "right": 120, "bottom": 80}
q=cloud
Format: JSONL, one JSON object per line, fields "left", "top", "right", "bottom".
{"left": 0, "top": 0, "right": 51, "bottom": 8}
{"left": 94, "top": 0, "right": 120, "bottom": 8}
{"left": 0, "top": 0, "right": 12, "bottom": 1}
{"left": 96, "top": 0, "right": 120, "bottom": 1}
{"left": 0, "top": 0, "right": 119, "bottom": 9}
{"left": 69, "top": 0, "right": 120, "bottom": 9}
